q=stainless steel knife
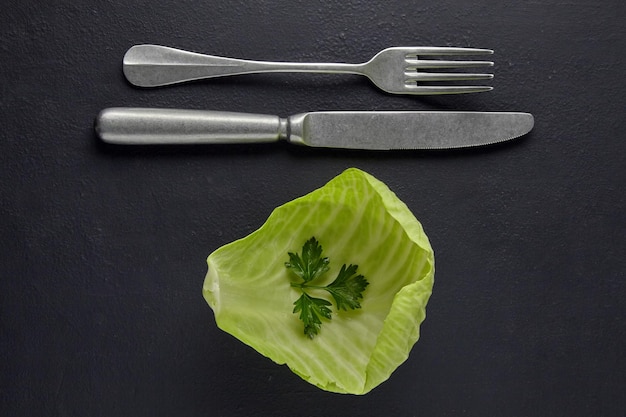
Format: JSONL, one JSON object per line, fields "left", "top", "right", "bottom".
{"left": 95, "top": 108, "right": 533, "bottom": 150}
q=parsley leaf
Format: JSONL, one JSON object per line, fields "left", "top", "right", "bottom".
{"left": 286, "top": 237, "right": 369, "bottom": 338}
{"left": 285, "top": 237, "right": 329, "bottom": 282}
{"left": 326, "top": 264, "right": 369, "bottom": 311}
{"left": 292, "top": 293, "right": 333, "bottom": 339}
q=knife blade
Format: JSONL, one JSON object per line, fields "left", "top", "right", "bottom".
{"left": 95, "top": 108, "right": 533, "bottom": 150}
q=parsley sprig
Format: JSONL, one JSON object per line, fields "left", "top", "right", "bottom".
{"left": 286, "top": 237, "right": 369, "bottom": 339}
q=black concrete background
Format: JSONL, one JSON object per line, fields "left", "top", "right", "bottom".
{"left": 1, "top": 1, "right": 624, "bottom": 416}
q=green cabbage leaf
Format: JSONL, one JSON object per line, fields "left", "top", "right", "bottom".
{"left": 203, "top": 168, "right": 435, "bottom": 394}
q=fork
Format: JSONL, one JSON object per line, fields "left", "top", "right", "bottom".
{"left": 123, "top": 44, "right": 494, "bottom": 95}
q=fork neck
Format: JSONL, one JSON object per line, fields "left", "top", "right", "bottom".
{"left": 244, "top": 61, "right": 366, "bottom": 75}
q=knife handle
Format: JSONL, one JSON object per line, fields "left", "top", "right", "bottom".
{"left": 95, "top": 108, "right": 287, "bottom": 145}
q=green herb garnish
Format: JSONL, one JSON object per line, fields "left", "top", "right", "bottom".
{"left": 286, "top": 237, "right": 369, "bottom": 339}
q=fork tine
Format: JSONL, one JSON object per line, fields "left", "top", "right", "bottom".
{"left": 406, "top": 59, "right": 494, "bottom": 69}
{"left": 405, "top": 72, "right": 494, "bottom": 82}
{"left": 402, "top": 47, "right": 494, "bottom": 56}
{"left": 403, "top": 85, "right": 494, "bottom": 95}
{"left": 399, "top": 47, "right": 494, "bottom": 94}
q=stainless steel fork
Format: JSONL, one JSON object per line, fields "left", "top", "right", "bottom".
{"left": 123, "top": 45, "right": 494, "bottom": 95}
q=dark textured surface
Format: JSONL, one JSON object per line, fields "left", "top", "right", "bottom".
{"left": 1, "top": 1, "right": 625, "bottom": 416}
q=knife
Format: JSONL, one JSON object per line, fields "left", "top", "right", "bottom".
{"left": 95, "top": 108, "right": 533, "bottom": 150}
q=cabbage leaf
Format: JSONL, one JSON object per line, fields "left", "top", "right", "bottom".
{"left": 203, "top": 168, "right": 435, "bottom": 394}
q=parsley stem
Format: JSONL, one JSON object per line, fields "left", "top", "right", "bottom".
{"left": 290, "top": 282, "right": 327, "bottom": 290}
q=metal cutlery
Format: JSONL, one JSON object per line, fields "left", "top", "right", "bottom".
{"left": 96, "top": 108, "right": 533, "bottom": 150}
{"left": 123, "top": 44, "right": 495, "bottom": 95}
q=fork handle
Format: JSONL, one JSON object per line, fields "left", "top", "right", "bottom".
{"left": 96, "top": 107, "right": 286, "bottom": 145}
{"left": 123, "top": 45, "right": 364, "bottom": 87}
